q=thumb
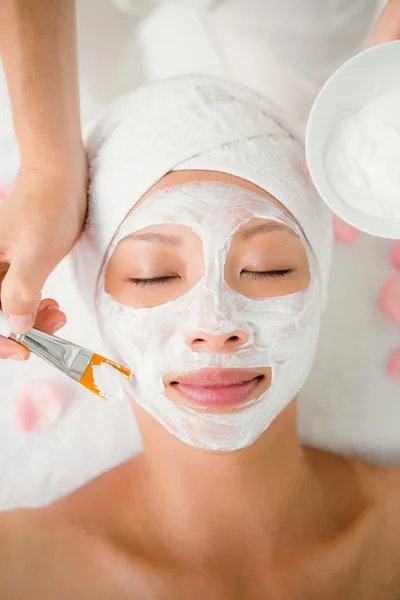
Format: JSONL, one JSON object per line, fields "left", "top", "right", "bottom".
{"left": 368, "top": 0, "right": 400, "bottom": 47}
{"left": 1, "top": 242, "right": 56, "bottom": 333}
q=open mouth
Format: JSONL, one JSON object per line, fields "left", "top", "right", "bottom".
{"left": 167, "top": 368, "right": 265, "bottom": 408}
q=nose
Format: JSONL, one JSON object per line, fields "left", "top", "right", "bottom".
{"left": 187, "top": 329, "right": 249, "bottom": 353}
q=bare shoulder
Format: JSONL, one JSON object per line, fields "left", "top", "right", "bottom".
{"left": 354, "top": 460, "right": 400, "bottom": 567}
{"left": 0, "top": 505, "right": 130, "bottom": 600}
{"left": 0, "top": 508, "right": 48, "bottom": 595}
{"left": 372, "top": 464, "right": 400, "bottom": 531}
{"left": 359, "top": 460, "right": 400, "bottom": 511}
{"left": 0, "top": 463, "right": 151, "bottom": 599}
{"left": 301, "top": 450, "right": 400, "bottom": 596}
{"left": 0, "top": 507, "right": 35, "bottom": 560}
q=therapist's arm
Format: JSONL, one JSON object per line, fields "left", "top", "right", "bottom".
{"left": 368, "top": 0, "right": 400, "bottom": 46}
{"left": 0, "top": 0, "right": 86, "bottom": 351}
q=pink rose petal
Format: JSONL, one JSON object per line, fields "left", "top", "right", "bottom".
{"left": 332, "top": 214, "right": 361, "bottom": 244}
{"left": 14, "top": 380, "right": 69, "bottom": 432}
{"left": 387, "top": 348, "right": 400, "bottom": 382}
{"left": 15, "top": 394, "right": 39, "bottom": 432}
{"left": 390, "top": 242, "right": 400, "bottom": 271}
{"left": 378, "top": 275, "right": 400, "bottom": 325}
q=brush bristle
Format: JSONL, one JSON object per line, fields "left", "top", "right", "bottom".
{"left": 79, "top": 354, "right": 132, "bottom": 399}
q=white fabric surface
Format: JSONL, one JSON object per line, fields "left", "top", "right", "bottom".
{"left": 1, "top": 0, "right": 399, "bottom": 512}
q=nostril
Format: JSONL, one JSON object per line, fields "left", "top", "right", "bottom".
{"left": 225, "top": 332, "right": 248, "bottom": 346}
{"left": 188, "top": 331, "right": 248, "bottom": 349}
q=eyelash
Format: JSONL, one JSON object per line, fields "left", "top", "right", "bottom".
{"left": 129, "top": 269, "right": 293, "bottom": 287}
{"left": 242, "top": 268, "right": 294, "bottom": 280}
{"left": 128, "top": 275, "right": 179, "bottom": 287}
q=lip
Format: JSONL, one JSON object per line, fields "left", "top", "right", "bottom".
{"left": 168, "top": 368, "right": 264, "bottom": 408}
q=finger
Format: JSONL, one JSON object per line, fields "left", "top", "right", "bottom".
{"left": 36, "top": 299, "right": 66, "bottom": 333}
{"left": 34, "top": 307, "right": 66, "bottom": 334}
{"left": 48, "top": 320, "right": 66, "bottom": 335}
{"left": 0, "top": 305, "right": 66, "bottom": 360}
{"left": 0, "top": 337, "right": 29, "bottom": 361}
{"left": 0, "top": 241, "right": 57, "bottom": 332}
{"left": 368, "top": 0, "right": 400, "bottom": 47}
{"left": 37, "top": 298, "right": 59, "bottom": 314}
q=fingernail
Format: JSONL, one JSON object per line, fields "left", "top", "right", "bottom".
{"left": 8, "top": 314, "right": 34, "bottom": 333}
{"left": 9, "top": 355, "right": 25, "bottom": 361}
{"left": 53, "top": 322, "right": 66, "bottom": 332}
{"left": 46, "top": 305, "right": 60, "bottom": 312}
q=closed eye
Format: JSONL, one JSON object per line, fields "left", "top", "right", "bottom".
{"left": 241, "top": 269, "right": 294, "bottom": 280}
{"left": 128, "top": 275, "right": 180, "bottom": 287}
{"left": 129, "top": 270, "right": 293, "bottom": 287}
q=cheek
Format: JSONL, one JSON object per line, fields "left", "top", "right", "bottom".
{"left": 101, "top": 304, "right": 177, "bottom": 360}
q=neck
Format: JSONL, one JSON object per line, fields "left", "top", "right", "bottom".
{"left": 132, "top": 400, "right": 318, "bottom": 554}
{"left": 139, "top": 399, "right": 301, "bottom": 487}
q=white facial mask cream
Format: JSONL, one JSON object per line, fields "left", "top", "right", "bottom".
{"left": 92, "top": 362, "right": 131, "bottom": 402}
{"left": 325, "top": 93, "right": 400, "bottom": 218}
{"left": 96, "top": 181, "right": 323, "bottom": 452}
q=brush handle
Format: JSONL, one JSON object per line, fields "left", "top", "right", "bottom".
{"left": 12, "top": 328, "right": 93, "bottom": 381}
{"left": 0, "top": 309, "right": 94, "bottom": 381}
{"left": 0, "top": 311, "right": 12, "bottom": 338}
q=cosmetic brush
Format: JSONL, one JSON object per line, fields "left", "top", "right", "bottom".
{"left": 0, "top": 312, "right": 132, "bottom": 401}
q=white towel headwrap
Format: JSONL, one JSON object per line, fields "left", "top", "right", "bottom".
{"left": 72, "top": 75, "right": 332, "bottom": 306}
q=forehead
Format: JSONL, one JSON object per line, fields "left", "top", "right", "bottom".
{"left": 115, "top": 170, "right": 301, "bottom": 242}
{"left": 134, "top": 169, "right": 292, "bottom": 215}
{"left": 114, "top": 185, "right": 300, "bottom": 255}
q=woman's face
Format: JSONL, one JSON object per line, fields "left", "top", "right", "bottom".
{"left": 98, "top": 170, "right": 322, "bottom": 451}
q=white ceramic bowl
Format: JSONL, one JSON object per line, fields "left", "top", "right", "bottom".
{"left": 306, "top": 40, "right": 400, "bottom": 239}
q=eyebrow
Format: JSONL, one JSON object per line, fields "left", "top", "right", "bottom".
{"left": 123, "top": 232, "right": 182, "bottom": 247}
{"left": 237, "top": 221, "right": 298, "bottom": 239}
{"left": 122, "top": 222, "right": 296, "bottom": 245}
